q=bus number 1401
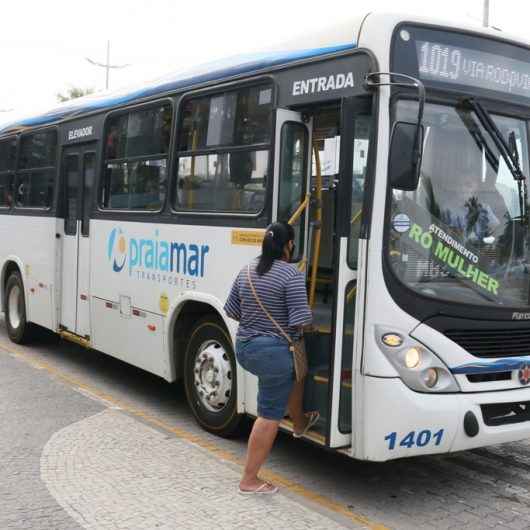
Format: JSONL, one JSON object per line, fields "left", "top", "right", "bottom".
{"left": 385, "top": 429, "right": 444, "bottom": 450}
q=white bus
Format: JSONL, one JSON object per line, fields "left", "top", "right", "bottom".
{"left": 2, "top": 12, "right": 530, "bottom": 461}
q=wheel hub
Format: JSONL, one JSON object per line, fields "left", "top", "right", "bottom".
{"left": 193, "top": 340, "right": 232, "bottom": 412}
{"left": 8, "top": 285, "right": 21, "bottom": 330}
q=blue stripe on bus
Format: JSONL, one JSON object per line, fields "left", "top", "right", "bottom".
{"left": 0, "top": 43, "right": 355, "bottom": 134}
{"left": 451, "top": 357, "right": 530, "bottom": 374}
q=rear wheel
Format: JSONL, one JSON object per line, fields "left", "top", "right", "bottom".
{"left": 5, "top": 272, "right": 35, "bottom": 344}
{"left": 184, "top": 315, "right": 242, "bottom": 437}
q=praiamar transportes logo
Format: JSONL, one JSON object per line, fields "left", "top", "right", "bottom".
{"left": 107, "top": 227, "right": 210, "bottom": 278}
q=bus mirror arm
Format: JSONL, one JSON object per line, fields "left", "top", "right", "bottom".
{"left": 365, "top": 72, "right": 425, "bottom": 191}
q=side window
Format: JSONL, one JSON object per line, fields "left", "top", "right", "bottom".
{"left": 100, "top": 103, "right": 172, "bottom": 210}
{"left": 278, "top": 122, "right": 308, "bottom": 261}
{"left": 64, "top": 154, "right": 79, "bottom": 235}
{"left": 174, "top": 84, "right": 272, "bottom": 214}
{"left": 348, "top": 115, "right": 371, "bottom": 268}
{"left": 16, "top": 130, "right": 57, "bottom": 208}
{"left": 0, "top": 138, "right": 17, "bottom": 208}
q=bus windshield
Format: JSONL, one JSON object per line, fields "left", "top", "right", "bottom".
{"left": 388, "top": 100, "right": 530, "bottom": 308}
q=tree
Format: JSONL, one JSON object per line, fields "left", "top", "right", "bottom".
{"left": 56, "top": 87, "right": 94, "bottom": 103}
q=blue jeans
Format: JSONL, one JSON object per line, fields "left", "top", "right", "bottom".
{"left": 236, "top": 335, "right": 294, "bottom": 421}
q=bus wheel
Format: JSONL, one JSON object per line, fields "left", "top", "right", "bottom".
{"left": 184, "top": 315, "right": 242, "bottom": 437}
{"left": 5, "top": 272, "right": 35, "bottom": 344}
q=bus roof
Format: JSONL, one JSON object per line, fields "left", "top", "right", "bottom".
{"left": 0, "top": 42, "right": 355, "bottom": 136}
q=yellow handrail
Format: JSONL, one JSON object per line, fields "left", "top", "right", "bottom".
{"left": 288, "top": 194, "right": 310, "bottom": 225}
{"left": 351, "top": 209, "right": 362, "bottom": 225}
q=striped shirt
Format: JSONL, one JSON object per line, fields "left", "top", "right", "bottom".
{"left": 224, "top": 259, "right": 312, "bottom": 340}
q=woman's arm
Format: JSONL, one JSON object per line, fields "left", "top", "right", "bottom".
{"left": 285, "top": 271, "right": 313, "bottom": 329}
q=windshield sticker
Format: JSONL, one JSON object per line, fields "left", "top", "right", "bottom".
{"left": 407, "top": 222, "right": 499, "bottom": 296}
{"left": 391, "top": 198, "right": 505, "bottom": 301}
{"left": 392, "top": 213, "right": 411, "bottom": 233}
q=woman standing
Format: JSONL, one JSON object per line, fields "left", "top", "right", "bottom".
{"left": 224, "top": 222, "right": 318, "bottom": 495}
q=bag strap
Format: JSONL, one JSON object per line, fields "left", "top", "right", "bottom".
{"left": 246, "top": 265, "right": 293, "bottom": 345}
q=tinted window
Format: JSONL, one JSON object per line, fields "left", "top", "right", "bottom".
{"left": 175, "top": 84, "right": 272, "bottom": 214}
{"left": 175, "top": 150, "right": 267, "bottom": 213}
{"left": 64, "top": 155, "right": 79, "bottom": 235}
{"left": 101, "top": 159, "right": 167, "bottom": 210}
{"left": 15, "top": 169, "right": 55, "bottom": 208}
{"left": 0, "top": 138, "right": 17, "bottom": 172}
{"left": 105, "top": 105, "right": 171, "bottom": 160}
{"left": 0, "top": 173, "right": 13, "bottom": 207}
{"left": 19, "top": 131, "right": 57, "bottom": 169}
{"left": 101, "top": 103, "right": 172, "bottom": 211}
{"left": 278, "top": 122, "right": 307, "bottom": 259}
{"left": 178, "top": 85, "right": 272, "bottom": 151}
{"left": 15, "top": 130, "right": 57, "bottom": 208}
{"left": 82, "top": 152, "right": 96, "bottom": 236}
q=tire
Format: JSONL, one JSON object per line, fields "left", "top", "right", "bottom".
{"left": 4, "top": 272, "right": 35, "bottom": 344}
{"left": 184, "top": 315, "right": 242, "bottom": 437}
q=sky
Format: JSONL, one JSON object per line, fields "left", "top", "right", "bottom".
{"left": 0, "top": 0, "right": 527, "bottom": 125}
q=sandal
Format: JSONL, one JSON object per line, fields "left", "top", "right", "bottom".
{"left": 238, "top": 482, "right": 279, "bottom": 495}
{"left": 293, "top": 411, "right": 320, "bottom": 438}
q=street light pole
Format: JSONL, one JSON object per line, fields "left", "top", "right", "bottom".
{"left": 483, "top": 0, "right": 490, "bottom": 27}
{"left": 105, "top": 40, "right": 110, "bottom": 90}
{"left": 86, "top": 41, "right": 130, "bottom": 90}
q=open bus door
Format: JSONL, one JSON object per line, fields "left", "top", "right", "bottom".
{"left": 278, "top": 97, "right": 372, "bottom": 449}
{"left": 326, "top": 96, "right": 373, "bottom": 448}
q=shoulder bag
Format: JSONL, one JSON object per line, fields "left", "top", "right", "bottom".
{"left": 246, "top": 265, "right": 308, "bottom": 382}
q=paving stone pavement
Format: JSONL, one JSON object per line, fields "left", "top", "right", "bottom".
{"left": 4, "top": 315, "right": 530, "bottom": 530}
{"left": 40, "top": 409, "right": 352, "bottom": 530}
{"left": 0, "top": 351, "right": 104, "bottom": 530}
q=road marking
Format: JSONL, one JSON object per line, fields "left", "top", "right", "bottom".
{"left": 0, "top": 339, "right": 387, "bottom": 530}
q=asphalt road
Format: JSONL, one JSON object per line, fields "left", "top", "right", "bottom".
{"left": 1, "top": 315, "right": 530, "bottom": 530}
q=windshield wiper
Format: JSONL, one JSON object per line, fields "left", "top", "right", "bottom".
{"left": 455, "top": 106, "right": 499, "bottom": 173}
{"left": 463, "top": 97, "right": 528, "bottom": 224}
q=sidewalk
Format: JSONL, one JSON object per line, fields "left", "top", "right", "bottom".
{"left": 0, "top": 341, "right": 363, "bottom": 529}
{"left": 41, "top": 408, "right": 356, "bottom": 529}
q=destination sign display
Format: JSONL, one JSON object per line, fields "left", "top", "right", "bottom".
{"left": 416, "top": 40, "right": 530, "bottom": 99}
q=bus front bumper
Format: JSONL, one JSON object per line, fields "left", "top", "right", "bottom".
{"left": 360, "top": 376, "right": 530, "bottom": 462}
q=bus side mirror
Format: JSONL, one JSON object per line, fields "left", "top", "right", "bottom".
{"left": 388, "top": 121, "right": 423, "bottom": 191}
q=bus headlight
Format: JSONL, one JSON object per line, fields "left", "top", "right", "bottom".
{"left": 422, "top": 367, "right": 438, "bottom": 388}
{"left": 404, "top": 347, "right": 421, "bottom": 368}
{"left": 376, "top": 327, "right": 460, "bottom": 393}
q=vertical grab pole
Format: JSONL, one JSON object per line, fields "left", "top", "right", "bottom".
{"left": 309, "top": 144, "right": 323, "bottom": 308}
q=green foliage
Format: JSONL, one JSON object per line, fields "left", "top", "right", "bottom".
{"left": 56, "top": 87, "right": 95, "bottom": 103}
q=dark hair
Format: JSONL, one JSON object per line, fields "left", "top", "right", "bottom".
{"left": 256, "top": 222, "right": 295, "bottom": 276}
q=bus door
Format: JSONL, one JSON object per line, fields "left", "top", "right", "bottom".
{"left": 291, "top": 97, "right": 371, "bottom": 448}
{"left": 274, "top": 109, "right": 312, "bottom": 263}
{"left": 326, "top": 96, "right": 372, "bottom": 448}
{"left": 60, "top": 143, "right": 96, "bottom": 339}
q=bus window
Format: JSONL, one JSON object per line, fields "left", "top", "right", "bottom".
{"left": 0, "top": 138, "right": 16, "bottom": 208}
{"left": 348, "top": 115, "right": 371, "bottom": 268}
{"left": 176, "top": 150, "right": 267, "bottom": 213}
{"left": 278, "top": 122, "right": 308, "bottom": 260}
{"left": 174, "top": 84, "right": 272, "bottom": 214}
{"left": 100, "top": 104, "right": 171, "bottom": 211}
{"left": 64, "top": 155, "right": 79, "bottom": 235}
{"left": 81, "top": 152, "right": 96, "bottom": 236}
{"left": 15, "top": 130, "right": 57, "bottom": 209}
{"left": 178, "top": 85, "right": 272, "bottom": 151}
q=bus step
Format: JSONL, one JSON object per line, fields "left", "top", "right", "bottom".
{"left": 59, "top": 330, "right": 91, "bottom": 349}
{"left": 280, "top": 418, "right": 326, "bottom": 444}
{"left": 313, "top": 370, "right": 352, "bottom": 389}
